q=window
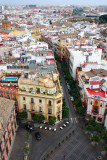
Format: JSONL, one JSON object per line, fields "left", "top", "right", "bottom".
{"left": 90, "top": 101, "right": 93, "bottom": 105}
{"left": 94, "top": 107, "right": 98, "bottom": 112}
{"left": 98, "top": 118, "right": 102, "bottom": 122}
{"left": 39, "top": 107, "right": 42, "bottom": 112}
{"left": 34, "top": 87, "right": 36, "bottom": 92}
{"left": 95, "top": 101, "right": 98, "bottom": 104}
{"left": 49, "top": 90, "right": 52, "bottom": 94}
{"left": 1, "top": 94, "right": 3, "bottom": 97}
{"left": 91, "top": 86, "right": 93, "bottom": 89}
{"left": 100, "top": 103, "right": 102, "bottom": 107}
{"left": 31, "top": 98, "right": 34, "bottom": 103}
{"left": 49, "top": 100, "right": 52, "bottom": 106}
{"left": 9, "top": 137, "right": 11, "bottom": 145}
{"left": 3, "top": 131, "right": 6, "bottom": 140}
{"left": 58, "top": 107, "right": 60, "bottom": 113}
{"left": 13, "top": 96, "right": 16, "bottom": 100}
{"left": 6, "top": 147, "right": 8, "bottom": 155}
{"left": 23, "top": 97, "right": 25, "bottom": 101}
{"left": 57, "top": 100, "right": 61, "bottom": 104}
{"left": 41, "top": 88, "right": 44, "bottom": 93}
{"left": 39, "top": 99, "right": 42, "bottom": 103}
{"left": 0, "top": 141, "right": 2, "bottom": 151}
{"left": 31, "top": 106, "right": 34, "bottom": 111}
{"left": 23, "top": 104, "right": 26, "bottom": 110}
{"left": 48, "top": 108, "right": 52, "bottom": 114}
{"left": 26, "top": 86, "right": 29, "bottom": 91}
{"left": 53, "top": 89, "right": 56, "bottom": 93}
{"left": 12, "top": 129, "right": 14, "bottom": 135}
{"left": 7, "top": 95, "right": 10, "bottom": 99}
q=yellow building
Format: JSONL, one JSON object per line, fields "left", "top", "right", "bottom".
{"left": 57, "top": 38, "right": 72, "bottom": 61}
{"left": 18, "top": 71, "right": 63, "bottom": 122}
{"left": 31, "top": 27, "right": 42, "bottom": 42}
{"left": 9, "top": 30, "right": 26, "bottom": 36}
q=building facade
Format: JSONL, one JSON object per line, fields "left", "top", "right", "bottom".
{"left": 0, "top": 98, "right": 17, "bottom": 160}
{"left": 18, "top": 71, "right": 63, "bottom": 122}
{"left": 84, "top": 77, "right": 107, "bottom": 124}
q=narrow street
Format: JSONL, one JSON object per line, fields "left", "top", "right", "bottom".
{"left": 58, "top": 63, "right": 76, "bottom": 121}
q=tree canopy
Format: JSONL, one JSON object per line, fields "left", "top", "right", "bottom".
{"left": 20, "top": 111, "right": 28, "bottom": 119}
{"left": 99, "top": 14, "right": 107, "bottom": 23}
{"left": 32, "top": 114, "right": 45, "bottom": 123}
{"left": 49, "top": 116, "right": 56, "bottom": 125}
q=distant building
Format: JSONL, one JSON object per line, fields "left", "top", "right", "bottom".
{"left": 84, "top": 77, "right": 107, "bottom": 124}
{"left": 67, "top": 47, "right": 103, "bottom": 80}
{"left": 2, "top": 15, "right": 11, "bottom": 28}
{"left": 0, "top": 98, "right": 17, "bottom": 160}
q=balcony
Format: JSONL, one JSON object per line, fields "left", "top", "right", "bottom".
{"left": 57, "top": 111, "right": 62, "bottom": 114}
{"left": 31, "top": 110, "right": 44, "bottom": 114}
{"left": 48, "top": 112, "right": 52, "bottom": 115}
{"left": 29, "top": 102, "right": 35, "bottom": 104}
{"left": 92, "top": 112, "right": 98, "bottom": 116}
{"left": 47, "top": 104, "right": 53, "bottom": 107}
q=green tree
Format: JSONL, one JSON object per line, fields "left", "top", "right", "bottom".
{"left": 102, "top": 132, "right": 107, "bottom": 142}
{"left": 77, "top": 107, "right": 85, "bottom": 115}
{"left": 103, "top": 145, "right": 107, "bottom": 151}
{"left": 24, "top": 133, "right": 30, "bottom": 141}
{"left": 37, "top": 88, "right": 40, "bottom": 93}
{"left": 20, "top": 111, "right": 28, "bottom": 119}
{"left": 89, "top": 117, "right": 96, "bottom": 126}
{"left": 93, "top": 135, "right": 100, "bottom": 143}
{"left": 94, "top": 124, "right": 102, "bottom": 133}
{"left": 86, "top": 124, "right": 92, "bottom": 131}
{"left": 49, "top": 116, "right": 56, "bottom": 125}
{"left": 99, "top": 14, "right": 107, "bottom": 23}
{"left": 32, "top": 114, "right": 45, "bottom": 123}
{"left": 49, "top": 20, "right": 52, "bottom": 24}
{"left": 62, "top": 105, "right": 69, "bottom": 118}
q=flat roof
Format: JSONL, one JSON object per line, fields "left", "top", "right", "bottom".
{"left": 37, "top": 64, "right": 57, "bottom": 74}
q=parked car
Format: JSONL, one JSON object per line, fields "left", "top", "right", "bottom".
{"left": 25, "top": 123, "right": 34, "bottom": 131}
{"left": 35, "top": 132, "right": 41, "bottom": 140}
{"left": 70, "top": 96, "right": 74, "bottom": 101}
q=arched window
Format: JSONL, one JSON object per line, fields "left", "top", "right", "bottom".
{"left": 49, "top": 100, "right": 51, "bottom": 106}
{"left": 31, "top": 98, "right": 34, "bottom": 103}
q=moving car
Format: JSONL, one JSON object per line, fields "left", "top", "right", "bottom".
{"left": 35, "top": 132, "right": 41, "bottom": 140}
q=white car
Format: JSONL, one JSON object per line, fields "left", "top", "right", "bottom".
{"left": 70, "top": 96, "right": 74, "bottom": 101}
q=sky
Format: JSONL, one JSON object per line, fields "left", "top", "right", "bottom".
{"left": 0, "top": 0, "right": 107, "bottom": 6}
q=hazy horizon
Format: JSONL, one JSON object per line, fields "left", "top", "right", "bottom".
{"left": 0, "top": 0, "right": 107, "bottom": 6}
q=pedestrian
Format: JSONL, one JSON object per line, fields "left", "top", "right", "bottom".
{"left": 63, "top": 155, "right": 65, "bottom": 159}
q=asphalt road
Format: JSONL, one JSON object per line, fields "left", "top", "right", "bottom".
{"left": 58, "top": 63, "right": 76, "bottom": 120}
{"left": 9, "top": 61, "right": 105, "bottom": 160}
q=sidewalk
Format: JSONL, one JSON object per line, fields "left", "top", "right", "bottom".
{"left": 9, "top": 126, "right": 32, "bottom": 160}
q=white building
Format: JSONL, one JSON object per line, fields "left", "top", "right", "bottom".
{"left": 67, "top": 47, "right": 103, "bottom": 80}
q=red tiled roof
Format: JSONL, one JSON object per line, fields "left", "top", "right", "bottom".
{"left": 86, "top": 88, "right": 106, "bottom": 98}
{"left": 6, "top": 73, "right": 21, "bottom": 76}
{"left": 0, "top": 85, "right": 18, "bottom": 91}
{"left": 90, "top": 81, "right": 101, "bottom": 85}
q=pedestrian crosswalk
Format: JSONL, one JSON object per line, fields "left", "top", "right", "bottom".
{"left": 70, "top": 117, "right": 78, "bottom": 123}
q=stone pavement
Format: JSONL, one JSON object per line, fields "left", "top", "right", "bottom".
{"left": 9, "top": 125, "right": 32, "bottom": 160}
